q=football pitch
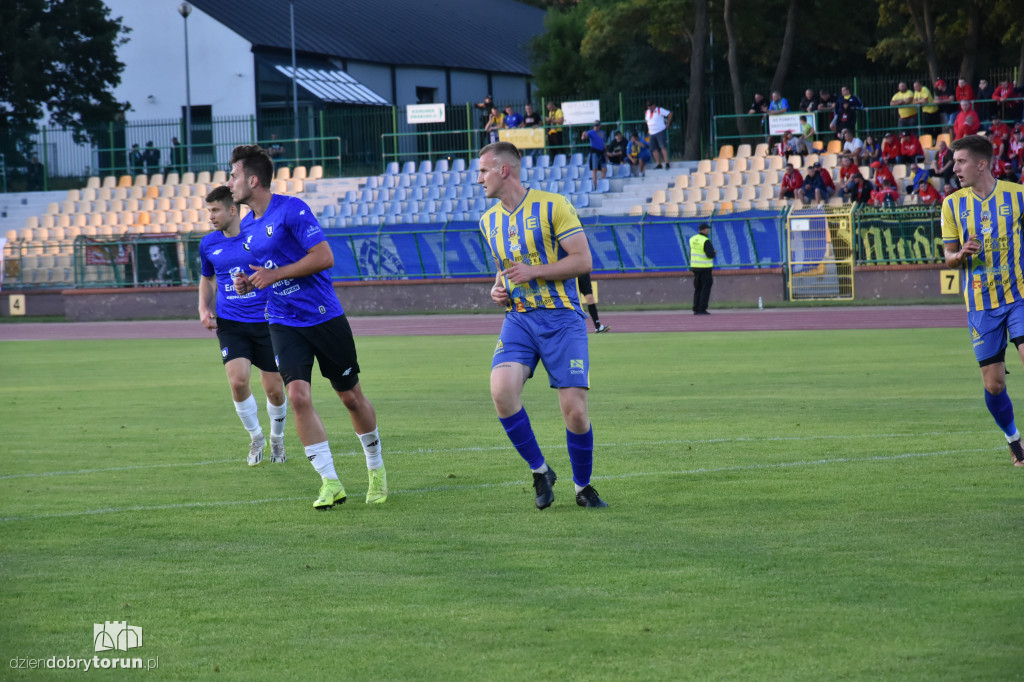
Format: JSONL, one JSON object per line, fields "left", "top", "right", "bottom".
{"left": 1, "top": 328, "right": 1022, "bottom": 680}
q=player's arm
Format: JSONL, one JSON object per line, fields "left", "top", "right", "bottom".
{"left": 247, "top": 241, "right": 334, "bottom": 290}
{"left": 491, "top": 270, "right": 509, "bottom": 306}
{"left": 945, "top": 238, "right": 979, "bottom": 269}
{"left": 198, "top": 275, "right": 217, "bottom": 330}
{"left": 503, "top": 232, "right": 592, "bottom": 285}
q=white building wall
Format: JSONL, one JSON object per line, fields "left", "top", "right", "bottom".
{"left": 104, "top": 0, "right": 255, "bottom": 121}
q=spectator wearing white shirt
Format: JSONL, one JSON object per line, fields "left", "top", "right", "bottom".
{"left": 841, "top": 128, "right": 864, "bottom": 162}
{"left": 644, "top": 101, "right": 673, "bottom": 169}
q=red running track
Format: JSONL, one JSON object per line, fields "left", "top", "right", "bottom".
{"left": 0, "top": 306, "right": 966, "bottom": 342}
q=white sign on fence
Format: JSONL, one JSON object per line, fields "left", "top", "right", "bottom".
{"left": 767, "top": 113, "right": 817, "bottom": 136}
{"left": 406, "top": 104, "right": 446, "bottom": 125}
{"left": 561, "top": 100, "right": 602, "bottom": 126}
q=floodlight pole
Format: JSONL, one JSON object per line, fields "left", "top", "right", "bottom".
{"left": 179, "top": 2, "right": 193, "bottom": 172}
{"left": 290, "top": 1, "right": 300, "bottom": 154}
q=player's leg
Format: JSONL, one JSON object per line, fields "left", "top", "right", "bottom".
{"left": 252, "top": 322, "right": 288, "bottom": 463}
{"left": 577, "top": 273, "right": 606, "bottom": 332}
{"left": 224, "top": 358, "right": 266, "bottom": 466}
{"left": 269, "top": 323, "right": 345, "bottom": 509}
{"left": 972, "top": 306, "right": 1024, "bottom": 466}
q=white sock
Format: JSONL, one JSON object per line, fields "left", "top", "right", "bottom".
{"left": 358, "top": 428, "right": 383, "bottom": 470}
{"left": 305, "top": 441, "right": 338, "bottom": 480}
{"left": 1007, "top": 430, "right": 1021, "bottom": 443}
{"left": 575, "top": 483, "right": 586, "bottom": 494}
{"left": 531, "top": 463, "right": 549, "bottom": 474}
{"left": 267, "top": 398, "right": 287, "bottom": 439}
{"left": 233, "top": 395, "right": 262, "bottom": 439}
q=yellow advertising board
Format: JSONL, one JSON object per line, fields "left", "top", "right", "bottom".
{"left": 499, "top": 128, "right": 546, "bottom": 149}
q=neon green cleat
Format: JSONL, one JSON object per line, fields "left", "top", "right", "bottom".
{"left": 365, "top": 466, "right": 388, "bottom": 504}
{"left": 313, "top": 477, "right": 346, "bottom": 510}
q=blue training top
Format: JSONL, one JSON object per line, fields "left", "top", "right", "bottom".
{"left": 240, "top": 193, "right": 343, "bottom": 326}
{"left": 199, "top": 228, "right": 270, "bottom": 323}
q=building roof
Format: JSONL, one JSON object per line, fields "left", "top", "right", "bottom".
{"left": 189, "top": 0, "right": 546, "bottom": 76}
{"left": 275, "top": 65, "right": 390, "bottom": 106}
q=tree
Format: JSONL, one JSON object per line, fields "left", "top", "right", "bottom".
{"left": 769, "top": 0, "right": 799, "bottom": 95}
{"left": 0, "top": 0, "right": 129, "bottom": 149}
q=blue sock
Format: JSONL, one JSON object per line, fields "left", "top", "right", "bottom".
{"left": 499, "top": 408, "right": 545, "bottom": 470}
{"left": 566, "top": 426, "right": 594, "bottom": 487}
{"left": 984, "top": 389, "right": 1018, "bottom": 438}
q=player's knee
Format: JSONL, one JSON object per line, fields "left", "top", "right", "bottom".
{"left": 287, "top": 384, "right": 314, "bottom": 413}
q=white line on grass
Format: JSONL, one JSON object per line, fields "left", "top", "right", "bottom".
{"left": 0, "top": 430, "right": 986, "bottom": 481}
{"left": 0, "top": 447, "right": 996, "bottom": 523}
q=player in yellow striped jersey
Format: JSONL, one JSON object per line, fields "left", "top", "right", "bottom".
{"left": 477, "top": 141, "right": 608, "bottom": 508}
{"left": 942, "top": 134, "right": 1024, "bottom": 466}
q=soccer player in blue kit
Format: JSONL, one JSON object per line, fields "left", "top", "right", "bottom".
{"left": 478, "top": 141, "right": 608, "bottom": 509}
{"left": 198, "top": 185, "right": 288, "bottom": 466}
{"left": 228, "top": 145, "right": 388, "bottom": 508}
{"left": 942, "top": 134, "right": 1024, "bottom": 467}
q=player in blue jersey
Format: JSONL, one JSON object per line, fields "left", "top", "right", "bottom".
{"left": 227, "top": 145, "right": 389, "bottom": 507}
{"left": 941, "top": 134, "right": 1024, "bottom": 467}
{"left": 478, "top": 141, "right": 608, "bottom": 508}
{"left": 198, "top": 186, "right": 288, "bottom": 467}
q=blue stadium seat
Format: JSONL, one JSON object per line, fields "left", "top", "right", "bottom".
{"left": 472, "top": 197, "right": 488, "bottom": 213}
{"left": 344, "top": 190, "right": 357, "bottom": 203}
{"left": 381, "top": 174, "right": 396, "bottom": 189}
{"left": 548, "top": 167, "right": 564, "bottom": 181}
{"left": 521, "top": 155, "right": 534, "bottom": 169}
{"left": 396, "top": 173, "right": 412, "bottom": 188}
{"left": 570, "top": 152, "right": 584, "bottom": 167}
{"left": 546, "top": 180, "right": 561, "bottom": 194}
{"left": 321, "top": 204, "right": 337, "bottom": 218}
{"left": 426, "top": 186, "right": 441, "bottom": 200}
{"left": 385, "top": 162, "right": 400, "bottom": 175}
{"left": 435, "top": 159, "right": 450, "bottom": 173}
{"left": 438, "top": 199, "right": 454, "bottom": 216}
{"left": 443, "top": 184, "right": 459, "bottom": 200}
{"left": 365, "top": 176, "right": 380, "bottom": 189}
{"left": 573, "top": 192, "right": 590, "bottom": 208}
{"left": 468, "top": 158, "right": 480, "bottom": 172}
{"left": 455, "top": 198, "right": 470, "bottom": 214}
{"left": 520, "top": 168, "right": 529, "bottom": 182}
{"left": 413, "top": 174, "right": 429, "bottom": 188}
{"left": 536, "top": 155, "right": 551, "bottom": 168}
{"left": 338, "top": 203, "right": 353, "bottom": 217}
{"left": 565, "top": 165, "right": 580, "bottom": 181}
{"left": 359, "top": 189, "right": 375, "bottom": 203}
{"left": 430, "top": 170, "right": 446, "bottom": 186}
{"left": 452, "top": 158, "right": 466, "bottom": 173}
{"left": 552, "top": 154, "right": 567, "bottom": 168}
{"left": 615, "top": 163, "right": 631, "bottom": 178}
{"left": 402, "top": 161, "right": 416, "bottom": 175}
{"left": 595, "top": 178, "right": 610, "bottom": 193}
{"left": 418, "top": 160, "right": 433, "bottom": 174}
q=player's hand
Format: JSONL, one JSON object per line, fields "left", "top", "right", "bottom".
{"left": 233, "top": 271, "right": 254, "bottom": 295}
{"left": 199, "top": 310, "right": 217, "bottom": 331}
{"left": 248, "top": 265, "right": 279, "bottom": 290}
{"left": 503, "top": 263, "right": 536, "bottom": 285}
{"left": 491, "top": 282, "right": 509, "bottom": 305}
{"left": 962, "top": 237, "right": 981, "bottom": 256}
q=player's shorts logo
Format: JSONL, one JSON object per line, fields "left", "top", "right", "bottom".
{"left": 221, "top": 346, "right": 229, "bottom": 358}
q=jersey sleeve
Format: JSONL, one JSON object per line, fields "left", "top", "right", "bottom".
{"left": 287, "top": 199, "right": 326, "bottom": 251}
{"left": 552, "top": 195, "right": 583, "bottom": 242}
{"left": 940, "top": 196, "right": 961, "bottom": 244}
{"left": 199, "top": 236, "right": 214, "bottom": 277}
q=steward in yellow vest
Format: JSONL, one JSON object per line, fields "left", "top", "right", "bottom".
{"left": 689, "top": 223, "right": 715, "bottom": 315}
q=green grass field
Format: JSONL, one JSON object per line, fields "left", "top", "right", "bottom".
{"left": 1, "top": 329, "right": 1022, "bottom": 681}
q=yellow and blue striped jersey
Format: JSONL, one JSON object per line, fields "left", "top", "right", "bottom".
{"left": 480, "top": 188, "right": 585, "bottom": 314}
{"left": 941, "top": 180, "right": 1024, "bottom": 311}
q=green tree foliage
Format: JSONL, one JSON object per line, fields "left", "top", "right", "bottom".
{"left": 0, "top": 0, "right": 129, "bottom": 146}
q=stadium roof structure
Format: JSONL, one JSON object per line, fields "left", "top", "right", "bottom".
{"left": 188, "top": 0, "right": 547, "bottom": 76}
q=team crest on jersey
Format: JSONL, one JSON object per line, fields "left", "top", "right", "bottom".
{"left": 508, "top": 224, "right": 519, "bottom": 240}
{"left": 266, "top": 223, "right": 274, "bottom": 237}
{"left": 243, "top": 234, "right": 253, "bottom": 251}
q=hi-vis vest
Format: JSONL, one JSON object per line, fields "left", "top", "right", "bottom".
{"left": 690, "top": 233, "right": 713, "bottom": 268}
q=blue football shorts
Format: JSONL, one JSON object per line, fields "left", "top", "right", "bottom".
{"left": 491, "top": 309, "right": 590, "bottom": 389}
{"left": 967, "top": 299, "right": 1024, "bottom": 365}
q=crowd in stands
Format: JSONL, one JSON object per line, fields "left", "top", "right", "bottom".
{"left": 749, "top": 76, "right": 1024, "bottom": 208}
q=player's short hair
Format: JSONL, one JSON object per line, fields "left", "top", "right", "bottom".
{"left": 205, "top": 185, "right": 235, "bottom": 208}
{"left": 229, "top": 144, "right": 274, "bottom": 189}
{"left": 479, "top": 142, "right": 522, "bottom": 170}
{"left": 950, "top": 135, "right": 993, "bottom": 163}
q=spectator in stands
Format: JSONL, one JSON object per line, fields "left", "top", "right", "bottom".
{"left": 839, "top": 86, "right": 863, "bottom": 111}
{"left": 881, "top": 132, "right": 901, "bottom": 165}
{"left": 748, "top": 93, "right": 769, "bottom": 116}
{"left": 841, "top": 129, "right": 864, "bottom": 162}
{"left": 933, "top": 79, "right": 957, "bottom": 126}
{"left": 779, "top": 163, "right": 803, "bottom": 200}
{"left": 143, "top": 141, "right": 160, "bottom": 175}
{"left": 915, "top": 180, "right": 942, "bottom": 206}
{"left": 266, "top": 134, "right": 286, "bottom": 163}
{"left": 862, "top": 134, "right": 881, "bottom": 164}
{"left": 170, "top": 137, "right": 185, "bottom": 173}
{"left": 796, "top": 163, "right": 834, "bottom": 206}
{"left": 485, "top": 106, "right": 505, "bottom": 144}
{"left": 993, "top": 79, "right": 1020, "bottom": 121}
{"left": 129, "top": 143, "right": 144, "bottom": 175}
{"left": 898, "top": 130, "right": 924, "bottom": 163}
{"left": 913, "top": 80, "right": 940, "bottom": 130}
{"left": 503, "top": 105, "right": 523, "bottom": 129}
{"left": 777, "top": 130, "right": 808, "bottom": 156}
{"left": 475, "top": 94, "right": 495, "bottom": 146}
{"left": 993, "top": 154, "right": 1018, "bottom": 183}
{"left": 522, "top": 104, "right": 541, "bottom": 128}
{"left": 605, "top": 130, "right": 627, "bottom": 166}
{"left": 768, "top": 91, "right": 789, "bottom": 114}
{"left": 799, "top": 88, "right": 819, "bottom": 113}
{"left": 581, "top": 121, "right": 608, "bottom": 188}
{"left": 837, "top": 156, "right": 860, "bottom": 200}
{"left": 956, "top": 78, "right": 975, "bottom": 105}
{"left": 930, "top": 139, "right": 954, "bottom": 184}
{"left": 975, "top": 78, "right": 994, "bottom": 121}
{"left": 905, "top": 162, "right": 929, "bottom": 194}
{"left": 644, "top": 100, "right": 673, "bottom": 169}
{"left": 831, "top": 99, "right": 858, "bottom": 136}
{"left": 954, "top": 100, "right": 981, "bottom": 140}
{"left": 545, "top": 101, "right": 564, "bottom": 152}
{"left": 891, "top": 82, "right": 917, "bottom": 128}
{"left": 849, "top": 173, "right": 874, "bottom": 204}
{"left": 871, "top": 158, "right": 896, "bottom": 188}
{"left": 989, "top": 116, "right": 1012, "bottom": 142}
{"left": 799, "top": 115, "right": 815, "bottom": 145}
{"left": 25, "top": 154, "right": 43, "bottom": 191}
{"left": 870, "top": 176, "right": 900, "bottom": 208}
{"left": 626, "top": 132, "right": 650, "bottom": 176}
{"left": 816, "top": 89, "right": 836, "bottom": 131}
{"left": 1009, "top": 127, "right": 1024, "bottom": 174}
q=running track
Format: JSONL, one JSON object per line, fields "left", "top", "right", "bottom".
{"left": 0, "top": 305, "right": 967, "bottom": 341}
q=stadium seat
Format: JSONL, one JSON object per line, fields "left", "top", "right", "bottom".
{"left": 435, "top": 159, "right": 449, "bottom": 173}
{"left": 117, "top": 175, "right": 132, "bottom": 188}
{"left": 210, "top": 170, "right": 225, "bottom": 184}
{"left": 86, "top": 176, "right": 101, "bottom": 190}
{"left": 696, "top": 159, "right": 712, "bottom": 174}
{"left": 552, "top": 154, "right": 567, "bottom": 168}
{"left": 309, "top": 165, "right": 323, "bottom": 180}
{"left": 594, "top": 178, "right": 610, "bottom": 193}
{"left": 275, "top": 167, "right": 291, "bottom": 181}
{"left": 181, "top": 172, "right": 196, "bottom": 185}
{"left": 570, "top": 152, "right": 584, "bottom": 167}
{"left": 101, "top": 176, "right": 117, "bottom": 189}
{"left": 521, "top": 155, "right": 533, "bottom": 169}
{"left": 535, "top": 155, "right": 550, "bottom": 169}
{"left": 196, "top": 171, "right": 211, "bottom": 184}
{"left": 736, "top": 144, "right": 752, "bottom": 158}
{"left": 452, "top": 158, "right": 467, "bottom": 173}
{"left": 919, "top": 134, "right": 933, "bottom": 149}
{"left": 418, "top": 160, "right": 432, "bottom": 174}
{"left": 826, "top": 140, "right": 843, "bottom": 154}
{"left": 629, "top": 204, "right": 644, "bottom": 216}
{"left": 753, "top": 143, "right": 770, "bottom": 157}
{"left": 748, "top": 156, "right": 766, "bottom": 172}
{"left": 716, "top": 145, "right": 734, "bottom": 160}
{"left": 713, "top": 159, "right": 730, "bottom": 173}
{"left": 292, "top": 166, "right": 308, "bottom": 180}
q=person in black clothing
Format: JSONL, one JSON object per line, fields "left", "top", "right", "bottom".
{"left": 143, "top": 141, "right": 160, "bottom": 176}
{"left": 129, "top": 144, "right": 144, "bottom": 176}
{"left": 690, "top": 222, "right": 716, "bottom": 315}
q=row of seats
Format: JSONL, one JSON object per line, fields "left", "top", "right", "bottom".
{"left": 715, "top": 134, "right": 952, "bottom": 161}
{"left": 384, "top": 153, "right": 590, "bottom": 177}
{"left": 83, "top": 165, "right": 324, "bottom": 190}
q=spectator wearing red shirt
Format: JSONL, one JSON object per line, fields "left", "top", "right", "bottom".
{"left": 898, "top": 130, "right": 924, "bottom": 163}
{"left": 992, "top": 79, "right": 1020, "bottom": 120}
{"left": 916, "top": 182, "right": 941, "bottom": 205}
{"left": 989, "top": 117, "right": 1012, "bottom": 142}
{"left": 954, "top": 100, "right": 981, "bottom": 139}
{"left": 1008, "top": 128, "right": 1024, "bottom": 172}
{"left": 779, "top": 164, "right": 803, "bottom": 200}
{"left": 955, "top": 78, "right": 975, "bottom": 104}
{"left": 872, "top": 161, "right": 896, "bottom": 188}
{"left": 881, "top": 132, "right": 900, "bottom": 164}
{"left": 869, "top": 177, "right": 900, "bottom": 207}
